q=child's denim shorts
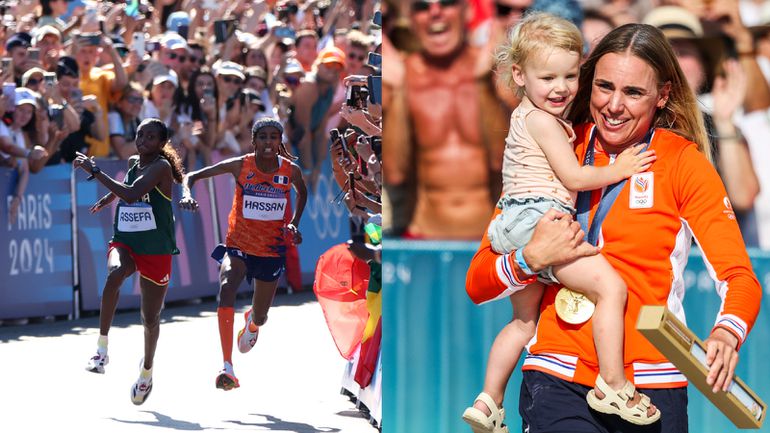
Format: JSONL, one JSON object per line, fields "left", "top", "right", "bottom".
{"left": 488, "top": 196, "right": 576, "bottom": 283}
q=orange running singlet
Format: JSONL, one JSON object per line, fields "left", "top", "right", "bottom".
{"left": 225, "top": 154, "right": 293, "bottom": 257}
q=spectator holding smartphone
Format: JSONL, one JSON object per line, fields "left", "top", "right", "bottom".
{"left": 32, "top": 26, "right": 63, "bottom": 72}
{"left": 75, "top": 32, "right": 129, "bottom": 157}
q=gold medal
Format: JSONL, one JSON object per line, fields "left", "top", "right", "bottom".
{"left": 555, "top": 287, "right": 595, "bottom": 325}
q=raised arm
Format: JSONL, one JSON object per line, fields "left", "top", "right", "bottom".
{"left": 73, "top": 152, "right": 170, "bottom": 203}
{"left": 528, "top": 111, "right": 655, "bottom": 191}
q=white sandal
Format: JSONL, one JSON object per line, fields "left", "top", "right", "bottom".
{"left": 461, "top": 392, "right": 509, "bottom": 433}
{"left": 586, "top": 375, "right": 661, "bottom": 425}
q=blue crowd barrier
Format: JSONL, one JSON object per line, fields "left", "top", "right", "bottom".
{"left": 383, "top": 240, "right": 770, "bottom": 433}
{"left": 0, "top": 165, "right": 73, "bottom": 319}
{"left": 0, "top": 155, "right": 348, "bottom": 319}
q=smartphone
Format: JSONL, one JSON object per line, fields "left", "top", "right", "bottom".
{"left": 274, "top": 26, "right": 296, "bottom": 40}
{"left": 373, "top": 10, "right": 382, "bottom": 27}
{"left": 1, "top": 57, "right": 11, "bottom": 73}
{"left": 367, "top": 75, "right": 381, "bottom": 105}
{"left": 348, "top": 173, "right": 366, "bottom": 243}
{"left": 145, "top": 40, "right": 161, "bottom": 52}
{"left": 132, "top": 32, "right": 145, "bottom": 58}
{"left": 99, "top": 20, "right": 105, "bottom": 35}
{"left": 79, "top": 33, "right": 102, "bottom": 46}
{"left": 125, "top": 0, "right": 140, "bottom": 18}
{"left": 214, "top": 19, "right": 236, "bottom": 44}
{"left": 366, "top": 52, "right": 382, "bottom": 69}
{"left": 43, "top": 72, "right": 56, "bottom": 87}
{"left": 48, "top": 105, "right": 64, "bottom": 128}
{"left": 3, "top": 82, "right": 15, "bottom": 112}
{"left": 330, "top": 128, "right": 351, "bottom": 161}
{"left": 27, "top": 48, "right": 40, "bottom": 62}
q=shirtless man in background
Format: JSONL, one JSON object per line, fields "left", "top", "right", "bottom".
{"left": 383, "top": 0, "right": 508, "bottom": 239}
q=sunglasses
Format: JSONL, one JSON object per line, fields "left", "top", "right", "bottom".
{"left": 168, "top": 52, "right": 187, "bottom": 62}
{"left": 26, "top": 77, "right": 41, "bottom": 86}
{"left": 125, "top": 96, "right": 144, "bottom": 104}
{"left": 411, "top": 0, "right": 458, "bottom": 12}
{"left": 348, "top": 53, "right": 365, "bottom": 61}
{"left": 188, "top": 56, "right": 205, "bottom": 65}
{"left": 221, "top": 76, "right": 243, "bottom": 85}
{"left": 285, "top": 76, "right": 300, "bottom": 86}
{"left": 495, "top": 2, "right": 528, "bottom": 16}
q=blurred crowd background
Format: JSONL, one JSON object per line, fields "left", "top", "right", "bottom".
{"left": 0, "top": 0, "right": 382, "bottom": 227}
{"left": 383, "top": 0, "right": 770, "bottom": 250}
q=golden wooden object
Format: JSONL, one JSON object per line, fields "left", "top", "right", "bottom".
{"left": 636, "top": 305, "right": 766, "bottom": 429}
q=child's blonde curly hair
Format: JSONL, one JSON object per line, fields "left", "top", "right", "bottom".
{"left": 495, "top": 12, "right": 584, "bottom": 97}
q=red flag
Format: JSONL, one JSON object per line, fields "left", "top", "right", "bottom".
{"left": 313, "top": 244, "right": 370, "bottom": 359}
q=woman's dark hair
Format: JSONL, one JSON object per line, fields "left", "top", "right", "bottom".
{"left": 175, "top": 67, "right": 219, "bottom": 124}
{"left": 567, "top": 23, "right": 711, "bottom": 163}
{"left": 139, "top": 118, "right": 185, "bottom": 183}
{"left": 39, "top": 0, "right": 54, "bottom": 16}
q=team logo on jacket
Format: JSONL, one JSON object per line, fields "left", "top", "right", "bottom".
{"left": 629, "top": 172, "right": 653, "bottom": 209}
{"left": 723, "top": 196, "right": 736, "bottom": 220}
{"left": 273, "top": 175, "right": 289, "bottom": 185}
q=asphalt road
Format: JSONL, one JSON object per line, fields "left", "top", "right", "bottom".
{"left": 0, "top": 291, "right": 377, "bottom": 433}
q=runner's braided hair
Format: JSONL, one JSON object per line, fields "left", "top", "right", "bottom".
{"left": 251, "top": 117, "right": 298, "bottom": 161}
{"left": 141, "top": 118, "right": 186, "bottom": 183}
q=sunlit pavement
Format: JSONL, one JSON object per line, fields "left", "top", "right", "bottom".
{"left": 0, "top": 291, "right": 376, "bottom": 433}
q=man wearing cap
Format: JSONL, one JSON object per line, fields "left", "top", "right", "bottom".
{"left": 21, "top": 67, "right": 46, "bottom": 93}
{"left": 384, "top": 0, "right": 507, "bottom": 239}
{"left": 6, "top": 32, "right": 32, "bottom": 86}
{"left": 216, "top": 61, "right": 245, "bottom": 119}
{"left": 32, "top": 25, "right": 63, "bottom": 72}
{"left": 160, "top": 33, "right": 193, "bottom": 88}
{"left": 287, "top": 46, "right": 345, "bottom": 187}
{"left": 74, "top": 32, "right": 128, "bottom": 157}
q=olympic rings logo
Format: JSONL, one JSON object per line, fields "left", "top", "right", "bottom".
{"left": 305, "top": 173, "right": 345, "bottom": 240}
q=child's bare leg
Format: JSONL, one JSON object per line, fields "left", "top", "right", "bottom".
{"left": 553, "top": 254, "right": 656, "bottom": 416}
{"left": 473, "top": 282, "right": 543, "bottom": 415}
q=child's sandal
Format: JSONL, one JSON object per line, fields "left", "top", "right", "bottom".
{"left": 586, "top": 375, "right": 661, "bottom": 425}
{"left": 461, "top": 392, "right": 509, "bottom": 433}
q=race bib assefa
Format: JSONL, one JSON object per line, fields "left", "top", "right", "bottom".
{"left": 117, "top": 203, "right": 157, "bottom": 232}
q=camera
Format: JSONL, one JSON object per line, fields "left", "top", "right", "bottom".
{"left": 214, "top": 19, "right": 237, "bottom": 43}
{"left": 277, "top": 2, "right": 299, "bottom": 21}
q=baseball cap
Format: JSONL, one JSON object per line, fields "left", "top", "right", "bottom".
{"left": 57, "top": 56, "right": 80, "bottom": 78}
{"left": 22, "top": 67, "right": 46, "bottom": 87}
{"left": 33, "top": 25, "right": 62, "bottom": 45}
{"left": 152, "top": 70, "right": 179, "bottom": 87}
{"left": 316, "top": 46, "right": 346, "bottom": 68}
{"left": 284, "top": 58, "right": 303, "bottom": 74}
{"left": 162, "top": 32, "right": 189, "bottom": 51}
{"left": 166, "top": 11, "right": 190, "bottom": 34}
{"left": 216, "top": 61, "right": 246, "bottom": 80}
{"left": 15, "top": 87, "right": 40, "bottom": 107}
{"left": 245, "top": 66, "right": 268, "bottom": 82}
{"left": 6, "top": 32, "right": 32, "bottom": 51}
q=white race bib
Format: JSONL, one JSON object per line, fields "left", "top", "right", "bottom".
{"left": 243, "top": 194, "right": 286, "bottom": 221}
{"left": 117, "top": 203, "right": 157, "bottom": 232}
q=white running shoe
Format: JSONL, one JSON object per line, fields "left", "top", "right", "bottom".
{"left": 237, "top": 309, "right": 259, "bottom": 353}
{"left": 130, "top": 362, "right": 153, "bottom": 405}
{"left": 85, "top": 350, "right": 109, "bottom": 374}
{"left": 215, "top": 361, "right": 240, "bottom": 391}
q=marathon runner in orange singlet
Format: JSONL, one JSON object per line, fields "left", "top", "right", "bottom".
{"left": 180, "top": 117, "right": 307, "bottom": 390}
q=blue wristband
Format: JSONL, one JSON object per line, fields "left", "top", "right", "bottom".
{"left": 514, "top": 248, "right": 535, "bottom": 276}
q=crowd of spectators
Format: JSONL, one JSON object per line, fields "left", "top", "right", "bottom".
{"left": 1, "top": 0, "right": 382, "bottom": 226}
